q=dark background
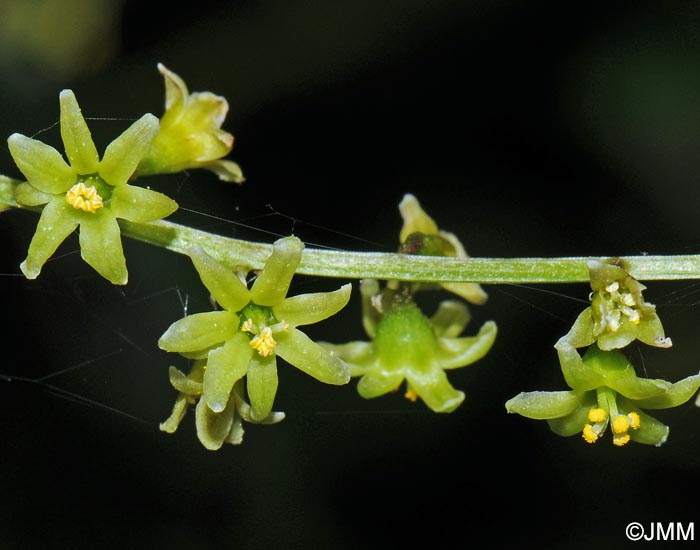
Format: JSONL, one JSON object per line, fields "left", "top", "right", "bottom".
{"left": 1, "top": 1, "right": 700, "bottom": 548}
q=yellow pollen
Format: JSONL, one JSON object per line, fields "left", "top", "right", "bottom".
{"left": 404, "top": 388, "right": 419, "bottom": 402}
{"left": 249, "top": 326, "right": 276, "bottom": 357}
{"left": 587, "top": 408, "right": 606, "bottom": 423}
{"left": 613, "top": 434, "right": 631, "bottom": 447}
{"left": 241, "top": 318, "right": 253, "bottom": 333}
{"left": 612, "top": 415, "right": 630, "bottom": 435}
{"left": 66, "top": 182, "right": 103, "bottom": 213}
{"left": 582, "top": 424, "right": 599, "bottom": 444}
{"left": 627, "top": 411, "right": 641, "bottom": 430}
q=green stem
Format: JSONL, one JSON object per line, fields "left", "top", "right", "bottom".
{"left": 3, "top": 179, "right": 700, "bottom": 284}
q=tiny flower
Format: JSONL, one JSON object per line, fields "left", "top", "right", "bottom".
{"left": 8, "top": 90, "right": 178, "bottom": 284}
{"left": 560, "top": 258, "right": 671, "bottom": 350}
{"left": 158, "top": 236, "right": 351, "bottom": 423}
{"left": 160, "top": 360, "right": 284, "bottom": 450}
{"left": 506, "top": 345, "right": 700, "bottom": 447}
{"left": 322, "top": 279, "right": 497, "bottom": 413}
{"left": 397, "top": 193, "right": 488, "bottom": 305}
{"left": 136, "top": 63, "right": 244, "bottom": 183}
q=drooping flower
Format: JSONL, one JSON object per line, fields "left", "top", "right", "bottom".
{"left": 160, "top": 360, "right": 284, "bottom": 450}
{"left": 322, "top": 279, "right": 497, "bottom": 413}
{"left": 8, "top": 90, "right": 178, "bottom": 284}
{"left": 506, "top": 344, "right": 700, "bottom": 446}
{"left": 158, "top": 236, "right": 351, "bottom": 425}
{"left": 396, "top": 193, "right": 488, "bottom": 305}
{"left": 560, "top": 258, "right": 671, "bottom": 350}
{"left": 136, "top": 63, "right": 244, "bottom": 183}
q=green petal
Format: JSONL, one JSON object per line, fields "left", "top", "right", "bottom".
{"left": 398, "top": 193, "right": 439, "bottom": 242}
{"left": 100, "top": 114, "right": 159, "bottom": 187}
{"left": 555, "top": 341, "right": 605, "bottom": 391}
{"left": 320, "top": 341, "right": 376, "bottom": 375}
{"left": 195, "top": 396, "right": 234, "bottom": 451}
{"left": 204, "top": 159, "right": 245, "bottom": 183}
{"left": 430, "top": 300, "right": 471, "bottom": 338}
{"left": 168, "top": 365, "right": 203, "bottom": 395}
{"left": 360, "top": 279, "right": 381, "bottom": 338}
{"left": 606, "top": 375, "right": 671, "bottom": 400}
{"left": 587, "top": 259, "right": 628, "bottom": 292}
{"left": 59, "top": 90, "right": 100, "bottom": 174}
{"left": 20, "top": 198, "right": 78, "bottom": 279}
{"left": 250, "top": 236, "right": 303, "bottom": 306}
{"left": 203, "top": 333, "right": 251, "bottom": 413}
{"left": 14, "top": 182, "right": 52, "bottom": 206}
{"left": 158, "top": 311, "right": 238, "bottom": 352}
{"left": 189, "top": 246, "right": 250, "bottom": 312}
{"left": 632, "top": 373, "right": 700, "bottom": 409}
{"left": 505, "top": 390, "right": 583, "bottom": 420}
{"left": 275, "top": 327, "right": 350, "bottom": 385}
{"left": 247, "top": 354, "right": 279, "bottom": 421}
{"left": 357, "top": 371, "right": 404, "bottom": 398}
{"left": 637, "top": 313, "right": 672, "bottom": 348}
{"left": 78, "top": 211, "right": 127, "bottom": 285}
{"left": 437, "top": 320, "right": 497, "bottom": 369}
{"left": 159, "top": 393, "right": 189, "bottom": 434}
{"left": 110, "top": 184, "right": 178, "bottom": 222}
{"left": 560, "top": 309, "right": 596, "bottom": 348}
{"left": 158, "top": 63, "right": 188, "bottom": 113}
{"left": 7, "top": 133, "right": 75, "bottom": 194}
{"left": 618, "top": 399, "right": 670, "bottom": 446}
{"left": 440, "top": 282, "right": 489, "bottom": 306}
{"left": 272, "top": 283, "right": 351, "bottom": 328}
{"left": 405, "top": 368, "right": 465, "bottom": 413}
{"left": 596, "top": 321, "right": 636, "bottom": 350}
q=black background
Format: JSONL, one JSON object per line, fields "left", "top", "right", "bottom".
{"left": 1, "top": 1, "right": 700, "bottom": 548}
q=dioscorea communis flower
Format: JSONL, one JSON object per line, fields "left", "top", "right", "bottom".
{"left": 8, "top": 90, "right": 178, "bottom": 284}
{"left": 136, "top": 63, "right": 244, "bottom": 183}
{"left": 322, "top": 279, "right": 497, "bottom": 413}
{"left": 506, "top": 345, "right": 700, "bottom": 446}
{"left": 158, "top": 236, "right": 352, "bottom": 428}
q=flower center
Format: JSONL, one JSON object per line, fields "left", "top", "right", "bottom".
{"left": 591, "top": 280, "right": 642, "bottom": 334}
{"left": 65, "top": 182, "right": 103, "bottom": 213}
{"left": 582, "top": 406, "right": 641, "bottom": 446}
{"left": 238, "top": 304, "right": 288, "bottom": 357}
{"left": 65, "top": 175, "right": 114, "bottom": 213}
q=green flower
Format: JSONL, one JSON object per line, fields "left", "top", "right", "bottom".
{"left": 323, "top": 279, "right": 497, "bottom": 413}
{"left": 561, "top": 258, "right": 671, "bottom": 350}
{"left": 158, "top": 236, "right": 351, "bottom": 423}
{"left": 396, "top": 193, "right": 488, "bottom": 305}
{"left": 136, "top": 63, "right": 244, "bottom": 183}
{"left": 8, "top": 90, "right": 178, "bottom": 284}
{"left": 506, "top": 345, "right": 700, "bottom": 446}
{"left": 160, "top": 360, "right": 284, "bottom": 450}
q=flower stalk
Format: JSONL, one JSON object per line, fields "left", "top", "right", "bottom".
{"left": 2, "top": 185, "right": 700, "bottom": 284}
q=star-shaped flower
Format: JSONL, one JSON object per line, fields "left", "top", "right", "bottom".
{"left": 160, "top": 360, "right": 285, "bottom": 450}
{"left": 322, "top": 279, "right": 497, "bottom": 413}
{"left": 158, "top": 236, "right": 352, "bottom": 423}
{"left": 8, "top": 90, "right": 178, "bottom": 284}
{"left": 506, "top": 344, "right": 700, "bottom": 446}
{"left": 136, "top": 63, "right": 244, "bottom": 183}
{"left": 397, "top": 193, "right": 488, "bottom": 305}
{"left": 560, "top": 258, "right": 671, "bottom": 351}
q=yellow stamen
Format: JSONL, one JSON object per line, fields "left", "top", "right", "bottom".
{"left": 66, "top": 182, "right": 103, "bottom": 213}
{"left": 582, "top": 424, "right": 599, "bottom": 444}
{"left": 613, "top": 434, "right": 631, "bottom": 446}
{"left": 250, "top": 326, "right": 276, "bottom": 357}
{"left": 587, "top": 408, "right": 606, "bottom": 423}
{"left": 612, "top": 414, "right": 630, "bottom": 435}
{"left": 241, "top": 318, "right": 253, "bottom": 333}
{"left": 404, "top": 388, "right": 419, "bottom": 402}
{"left": 627, "top": 411, "right": 641, "bottom": 430}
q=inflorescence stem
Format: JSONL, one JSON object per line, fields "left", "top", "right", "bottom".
{"left": 2, "top": 179, "right": 700, "bottom": 284}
